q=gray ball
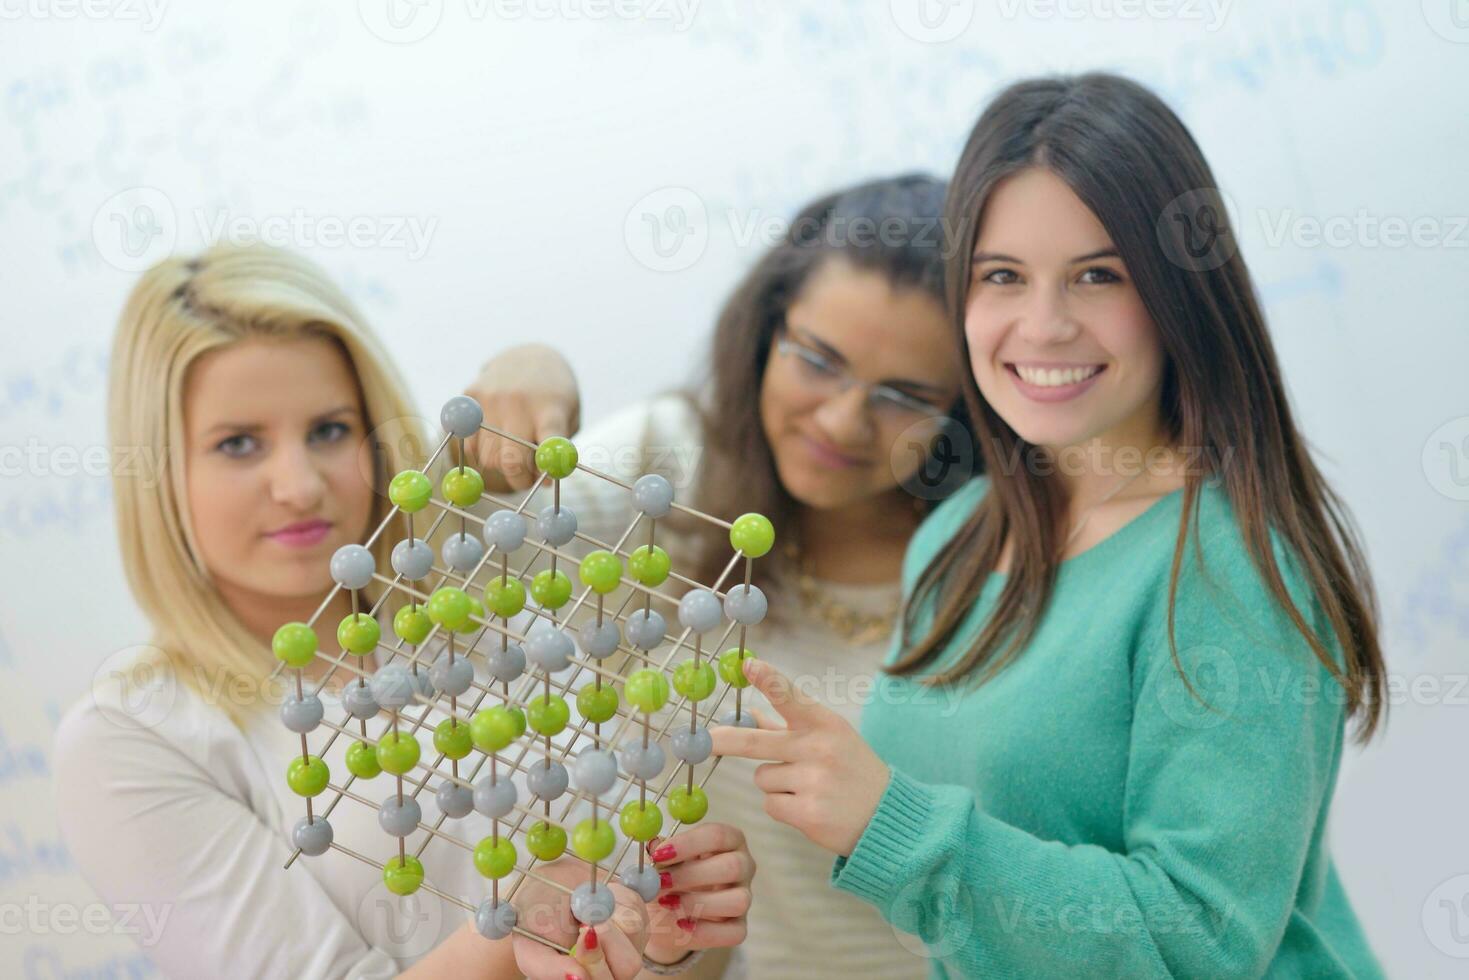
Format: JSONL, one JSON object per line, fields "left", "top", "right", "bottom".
{"left": 486, "top": 642, "right": 526, "bottom": 684}
{"left": 435, "top": 780, "right": 474, "bottom": 819}
{"left": 475, "top": 898, "right": 517, "bottom": 940}
{"left": 619, "top": 742, "right": 665, "bottom": 781}
{"left": 343, "top": 681, "right": 379, "bottom": 720}
{"left": 429, "top": 657, "right": 474, "bottom": 698}
{"left": 473, "top": 773, "right": 518, "bottom": 819}
{"left": 391, "top": 538, "right": 435, "bottom": 581}
{"left": 330, "top": 544, "right": 376, "bottom": 590}
{"left": 578, "top": 620, "right": 620, "bottom": 660}
{"left": 572, "top": 748, "right": 618, "bottom": 796}
{"left": 571, "top": 882, "right": 616, "bottom": 925}
{"left": 441, "top": 532, "right": 484, "bottom": 573}
{"left": 378, "top": 794, "right": 422, "bottom": 837}
{"left": 723, "top": 584, "right": 768, "bottom": 626}
{"left": 441, "top": 395, "right": 484, "bottom": 439}
{"left": 370, "top": 664, "right": 417, "bottom": 711}
{"left": 678, "top": 589, "right": 723, "bottom": 634}
{"left": 525, "top": 622, "right": 573, "bottom": 674}
{"left": 670, "top": 726, "right": 713, "bottom": 765}
{"left": 536, "top": 504, "right": 578, "bottom": 547}
{"left": 717, "top": 709, "right": 758, "bottom": 729}
{"left": 526, "top": 760, "right": 569, "bottom": 801}
{"left": 292, "top": 815, "right": 333, "bottom": 856}
{"left": 279, "top": 692, "right": 323, "bottom": 733}
{"left": 483, "top": 509, "right": 526, "bottom": 553}
{"left": 410, "top": 668, "right": 436, "bottom": 702}
{"left": 624, "top": 609, "right": 666, "bottom": 651}
{"left": 620, "top": 865, "right": 661, "bottom": 903}
{"left": 632, "top": 474, "right": 674, "bottom": 518}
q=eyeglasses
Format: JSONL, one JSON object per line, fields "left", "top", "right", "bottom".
{"left": 773, "top": 327, "right": 952, "bottom": 423}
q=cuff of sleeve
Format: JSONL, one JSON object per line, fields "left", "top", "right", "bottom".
{"left": 830, "top": 767, "right": 946, "bottom": 909}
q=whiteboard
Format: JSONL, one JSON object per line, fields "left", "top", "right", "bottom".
{"left": 1, "top": 0, "right": 1465, "bottom": 975}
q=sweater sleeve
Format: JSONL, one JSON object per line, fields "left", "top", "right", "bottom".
{"left": 831, "top": 523, "right": 1349, "bottom": 978}
{"left": 53, "top": 702, "right": 401, "bottom": 980}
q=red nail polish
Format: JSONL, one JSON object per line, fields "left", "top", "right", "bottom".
{"left": 658, "top": 893, "right": 681, "bottom": 908}
{"left": 583, "top": 925, "right": 598, "bottom": 951}
{"left": 659, "top": 871, "right": 673, "bottom": 888}
{"left": 677, "top": 917, "right": 696, "bottom": 932}
{"left": 652, "top": 843, "right": 677, "bottom": 862}
{"left": 565, "top": 974, "right": 580, "bottom": 980}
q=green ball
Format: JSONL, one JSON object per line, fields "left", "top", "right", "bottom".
{"left": 388, "top": 469, "right": 432, "bottom": 513}
{"left": 427, "top": 587, "right": 472, "bottom": 630}
{"left": 530, "top": 569, "right": 573, "bottom": 610}
{"left": 376, "top": 731, "right": 421, "bottom": 775}
{"left": 668, "top": 785, "right": 708, "bottom": 825}
{"left": 383, "top": 854, "right": 424, "bottom": 895}
{"left": 572, "top": 817, "right": 616, "bottom": 862}
{"left": 576, "top": 683, "right": 619, "bottom": 724}
{"left": 473, "top": 836, "right": 518, "bottom": 879}
{"left": 719, "top": 648, "right": 756, "bottom": 688}
{"left": 619, "top": 800, "right": 663, "bottom": 842}
{"left": 729, "top": 513, "right": 775, "bottom": 559}
{"left": 625, "top": 668, "right": 670, "bottom": 713}
{"left": 441, "top": 466, "right": 485, "bottom": 508}
{"left": 627, "top": 545, "right": 671, "bottom": 587}
{"left": 672, "top": 660, "right": 717, "bottom": 701}
{"left": 534, "top": 436, "right": 579, "bottom": 479}
{"left": 337, "top": 613, "right": 381, "bottom": 656}
{"left": 484, "top": 577, "right": 526, "bottom": 619}
{"left": 455, "top": 597, "right": 485, "bottom": 635}
{"left": 527, "top": 694, "right": 570, "bottom": 736}
{"left": 393, "top": 604, "right": 433, "bottom": 646}
{"left": 287, "top": 755, "right": 329, "bottom": 797}
{"left": 273, "top": 622, "right": 317, "bottom": 668}
{"left": 433, "top": 719, "right": 473, "bottom": 760}
{"left": 345, "top": 740, "right": 381, "bottom": 779}
{"left": 525, "top": 820, "right": 567, "bottom": 861}
{"left": 578, "top": 550, "right": 623, "bottom": 594}
{"left": 470, "top": 706, "right": 521, "bottom": 753}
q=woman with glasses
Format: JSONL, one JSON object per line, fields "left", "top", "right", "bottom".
{"left": 459, "top": 174, "right": 972, "bottom": 978}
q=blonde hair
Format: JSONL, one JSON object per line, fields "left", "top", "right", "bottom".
{"left": 109, "top": 243, "right": 427, "bottom": 727}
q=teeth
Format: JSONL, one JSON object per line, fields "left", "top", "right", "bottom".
{"left": 1014, "top": 364, "right": 1100, "bottom": 387}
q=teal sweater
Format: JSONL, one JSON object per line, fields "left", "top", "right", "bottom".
{"left": 831, "top": 477, "right": 1382, "bottom": 978}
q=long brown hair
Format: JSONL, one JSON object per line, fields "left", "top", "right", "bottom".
{"left": 889, "top": 73, "right": 1387, "bottom": 740}
{"left": 673, "top": 174, "right": 978, "bottom": 592}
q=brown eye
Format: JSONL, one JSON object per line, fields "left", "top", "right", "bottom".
{"left": 981, "top": 268, "right": 1019, "bottom": 285}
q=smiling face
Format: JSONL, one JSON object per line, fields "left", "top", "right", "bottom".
{"left": 183, "top": 334, "right": 375, "bottom": 606}
{"left": 758, "top": 256, "right": 961, "bottom": 511}
{"left": 964, "top": 167, "right": 1168, "bottom": 455}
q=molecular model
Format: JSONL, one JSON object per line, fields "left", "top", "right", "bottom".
{"left": 269, "top": 395, "right": 774, "bottom": 953}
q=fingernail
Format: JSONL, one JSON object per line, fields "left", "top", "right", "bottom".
{"left": 645, "top": 836, "right": 662, "bottom": 854}
{"left": 677, "top": 917, "right": 696, "bottom": 932}
{"left": 651, "top": 843, "right": 677, "bottom": 862}
{"left": 583, "top": 925, "right": 598, "bottom": 951}
{"left": 659, "top": 871, "right": 673, "bottom": 889}
{"left": 658, "top": 893, "right": 681, "bottom": 908}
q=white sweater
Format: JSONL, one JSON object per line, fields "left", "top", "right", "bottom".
{"left": 52, "top": 638, "right": 507, "bottom": 978}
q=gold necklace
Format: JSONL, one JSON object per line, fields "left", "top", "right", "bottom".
{"left": 783, "top": 541, "right": 902, "bottom": 646}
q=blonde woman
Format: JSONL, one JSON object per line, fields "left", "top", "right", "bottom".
{"left": 52, "top": 243, "right": 745, "bottom": 979}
